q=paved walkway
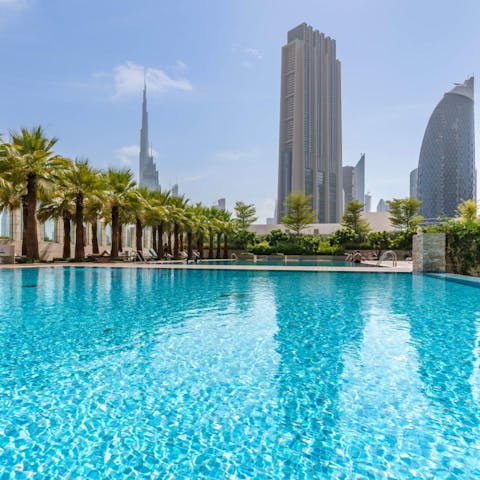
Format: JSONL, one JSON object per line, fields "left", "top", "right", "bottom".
{"left": 0, "top": 261, "right": 413, "bottom": 273}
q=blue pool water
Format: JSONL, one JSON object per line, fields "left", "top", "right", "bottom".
{"left": 1, "top": 268, "right": 480, "bottom": 478}
{"left": 199, "top": 259, "right": 363, "bottom": 267}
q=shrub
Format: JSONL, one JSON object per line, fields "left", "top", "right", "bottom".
{"left": 248, "top": 241, "right": 275, "bottom": 255}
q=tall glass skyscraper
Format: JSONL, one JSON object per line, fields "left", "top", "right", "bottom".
{"left": 139, "top": 84, "right": 160, "bottom": 191}
{"left": 276, "top": 23, "right": 342, "bottom": 223}
{"left": 417, "top": 77, "right": 475, "bottom": 219}
{"left": 342, "top": 153, "right": 365, "bottom": 210}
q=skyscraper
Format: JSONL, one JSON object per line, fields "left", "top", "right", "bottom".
{"left": 410, "top": 168, "right": 418, "bottom": 199}
{"left": 277, "top": 23, "right": 342, "bottom": 223}
{"left": 342, "top": 154, "right": 365, "bottom": 209}
{"left": 377, "top": 199, "right": 388, "bottom": 212}
{"left": 139, "top": 84, "right": 160, "bottom": 191}
{"left": 364, "top": 193, "right": 371, "bottom": 213}
{"left": 417, "top": 77, "right": 476, "bottom": 219}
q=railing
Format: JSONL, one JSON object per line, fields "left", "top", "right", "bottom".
{"left": 377, "top": 250, "right": 398, "bottom": 267}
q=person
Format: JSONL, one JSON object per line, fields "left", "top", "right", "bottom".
{"left": 352, "top": 251, "right": 363, "bottom": 264}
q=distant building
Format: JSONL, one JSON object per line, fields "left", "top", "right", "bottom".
{"left": 139, "top": 84, "right": 160, "bottom": 191}
{"left": 0, "top": 210, "right": 9, "bottom": 238}
{"left": 266, "top": 217, "right": 275, "bottom": 225}
{"left": 417, "top": 77, "right": 476, "bottom": 219}
{"left": 377, "top": 199, "right": 389, "bottom": 212}
{"left": 277, "top": 23, "right": 342, "bottom": 223}
{"left": 364, "top": 193, "right": 372, "bottom": 213}
{"left": 343, "top": 153, "right": 365, "bottom": 210}
{"left": 410, "top": 168, "right": 418, "bottom": 199}
{"left": 217, "top": 198, "right": 226, "bottom": 210}
{"left": 171, "top": 184, "right": 179, "bottom": 197}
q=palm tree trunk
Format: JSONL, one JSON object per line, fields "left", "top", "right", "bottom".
{"left": 197, "top": 233, "right": 204, "bottom": 259}
{"left": 173, "top": 223, "right": 180, "bottom": 259}
{"left": 74, "top": 193, "right": 84, "bottom": 260}
{"left": 223, "top": 234, "right": 229, "bottom": 259}
{"left": 179, "top": 233, "right": 184, "bottom": 251}
{"left": 91, "top": 220, "right": 99, "bottom": 254}
{"left": 25, "top": 173, "right": 39, "bottom": 260}
{"left": 167, "top": 230, "right": 172, "bottom": 254}
{"left": 119, "top": 224, "right": 123, "bottom": 252}
{"left": 152, "top": 227, "right": 157, "bottom": 253}
{"left": 63, "top": 212, "right": 71, "bottom": 259}
{"left": 208, "top": 229, "right": 214, "bottom": 259}
{"left": 136, "top": 218, "right": 143, "bottom": 252}
{"left": 21, "top": 196, "right": 28, "bottom": 256}
{"left": 111, "top": 205, "right": 119, "bottom": 257}
{"left": 187, "top": 231, "right": 193, "bottom": 259}
{"left": 216, "top": 232, "right": 221, "bottom": 259}
{"left": 158, "top": 222, "right": 164, "bottom": 258}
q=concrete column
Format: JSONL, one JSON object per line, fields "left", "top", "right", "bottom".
{"left": 412, "top": 232, "right": 446, "bottom": 273}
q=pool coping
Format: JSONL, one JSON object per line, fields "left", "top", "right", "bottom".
{"left": 0, "top": 261, "right": 413, "bottom": 273}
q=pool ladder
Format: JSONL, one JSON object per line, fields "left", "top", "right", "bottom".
{"left": 377, "top": 250, "right": 398, "bottom": 267}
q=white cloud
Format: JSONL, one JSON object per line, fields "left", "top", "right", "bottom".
{"left": 215, "top": 150, "right": 245, "bottom": 162}
{"left": 231, "top": 46, "right": 263, "bottom": 68}
{"left": 243, "top": 48, "right": 262, "bottom": 60}
{"left": 109, "top": 61, "right": 192, "bottom": 97}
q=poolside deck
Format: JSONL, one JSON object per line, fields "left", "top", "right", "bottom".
{"left": 0, "top": 260, "right": 413, "bottom": 273}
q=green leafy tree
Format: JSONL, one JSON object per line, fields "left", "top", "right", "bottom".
{"left": 342, "top": 200, "right": 370, "bottom": 236}
{"left": 1, "top": 127, "right": 64, "bottom": 259}
{"left": 280, "top": 192, "right": 316, "bottom": 235}
{"left": 367, "top": 231, "right": 393, "bottom": 258}
{"left": 457, "top": 199, "right": 478, "bottom": 224}
{"left": 234, "top": 201, "right": 257, "bottom": 229}
{"left": 387, "top": 198, "right": 423, "bottom": 231}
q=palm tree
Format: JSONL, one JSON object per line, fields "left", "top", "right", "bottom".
{"left": 37, "top": 192, "right": 74, "bottom": 259}
{"left": 62, "top": 159, "right": 101, "bottom": 260}
{"left": 0, "top": 166, "right": 25, "bottom": 243}
{"left": 217, "top": 209, "right": 234, "bottom": 259}
{"left": 168, "top": 195, "right": 188, "bottom": 259}
{"left": 148, "top": 189, "right": 171, "bottom": 258}
{"left": 84, "top": 194, "right": 104, "bottom": 255}
{"left": 104, "top": 168, "right": 137, "bottom": 258}
{"left": 2, "top": 127, "right": 63, "bottom": 259}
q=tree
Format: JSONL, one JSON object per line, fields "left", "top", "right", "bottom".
{"left": 457, "top": 199, "right": 478, "bottom": 224}
{"left": 63, "top": 159, "right": 101, "bottom": 259}
{"left": 234, "top": 201, "right": 257, "bottom": 229}
{"left": 280, "top": 192, "right": 316, "bottom": 235}
{"left": 1, "top": 127, "right": 63, "bottom": 259}
{"left": 367, "top": 231, "right": 393, "bottom": 258}
{"left": 387, "top": 198, "right": 423, "bottom": 231}
{"left": 342, "top": 200, "right": 370, "bottom": 236}
{"left": 104, "top": 168, "right": 137, "bottom": 258}
{"left": 37, "top": 192, "right": 74, "bottom": 259}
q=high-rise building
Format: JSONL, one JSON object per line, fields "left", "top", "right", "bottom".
{"left": 364, "top": 193, "right": 372, "bottom": 213}
{"left": 171, "top": 184, "right": 179, "bottom": 197}
{"left": 277, "top": 23, "right": 342, "bottom": 223}
{"left": 410, "top": 168, "right": 418, "bottom": 199}
{"left": 417, "top": 77, "right": 476, "bottom": 219}
{"left": 343, "top": 154, "right": 365, "bottom": 209}
{"left": 139, "top": 84, "right": 160, "bottom": 191}
{"left": 377, "top": 199, "right": 389, "bottom": 212}
{"left": 217, "top": 198, "right": 226, "bottom": 210}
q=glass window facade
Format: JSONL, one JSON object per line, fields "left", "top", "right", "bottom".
{"left": 417, "top": 78, "right": 476, "bottom": 219}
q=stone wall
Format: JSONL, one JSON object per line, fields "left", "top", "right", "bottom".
{"left": 412, "top": 232, "right": 446, "bottom": 273}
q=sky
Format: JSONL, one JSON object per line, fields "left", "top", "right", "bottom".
{"left": 0, "top": 0, "right": 479, "bottom": 222}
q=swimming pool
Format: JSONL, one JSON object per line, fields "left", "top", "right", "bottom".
{"left": 1, "top": 268, "right": 479, "bottom": 477}
{"left": 199, "top": 259, "right": 365, "bottom": 267}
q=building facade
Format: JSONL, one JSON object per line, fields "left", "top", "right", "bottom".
{"left": 410, "top": 168, "right": 418, "bottom": 199}
{"left": 277, "top": 23, "right": 343, "bottom": 223}
{"left": 342, "top": 153, "right": 365, "bottom": 210}
{"left": 376, "top": 199, "right": 388, "bottom": 213}
{"left": 417, "top": 77, "right": 476, "bottom": 219}
{"left": 139, "top": 84, "right": 160, "bottom": 190}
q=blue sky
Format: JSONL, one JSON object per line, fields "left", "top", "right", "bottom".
{"left": 0, "top": 0, "right": 479, "bottom": 221}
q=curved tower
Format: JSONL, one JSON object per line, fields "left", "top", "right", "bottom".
{"left": 417, "top": 77, "right": 475, "bottom": 219}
